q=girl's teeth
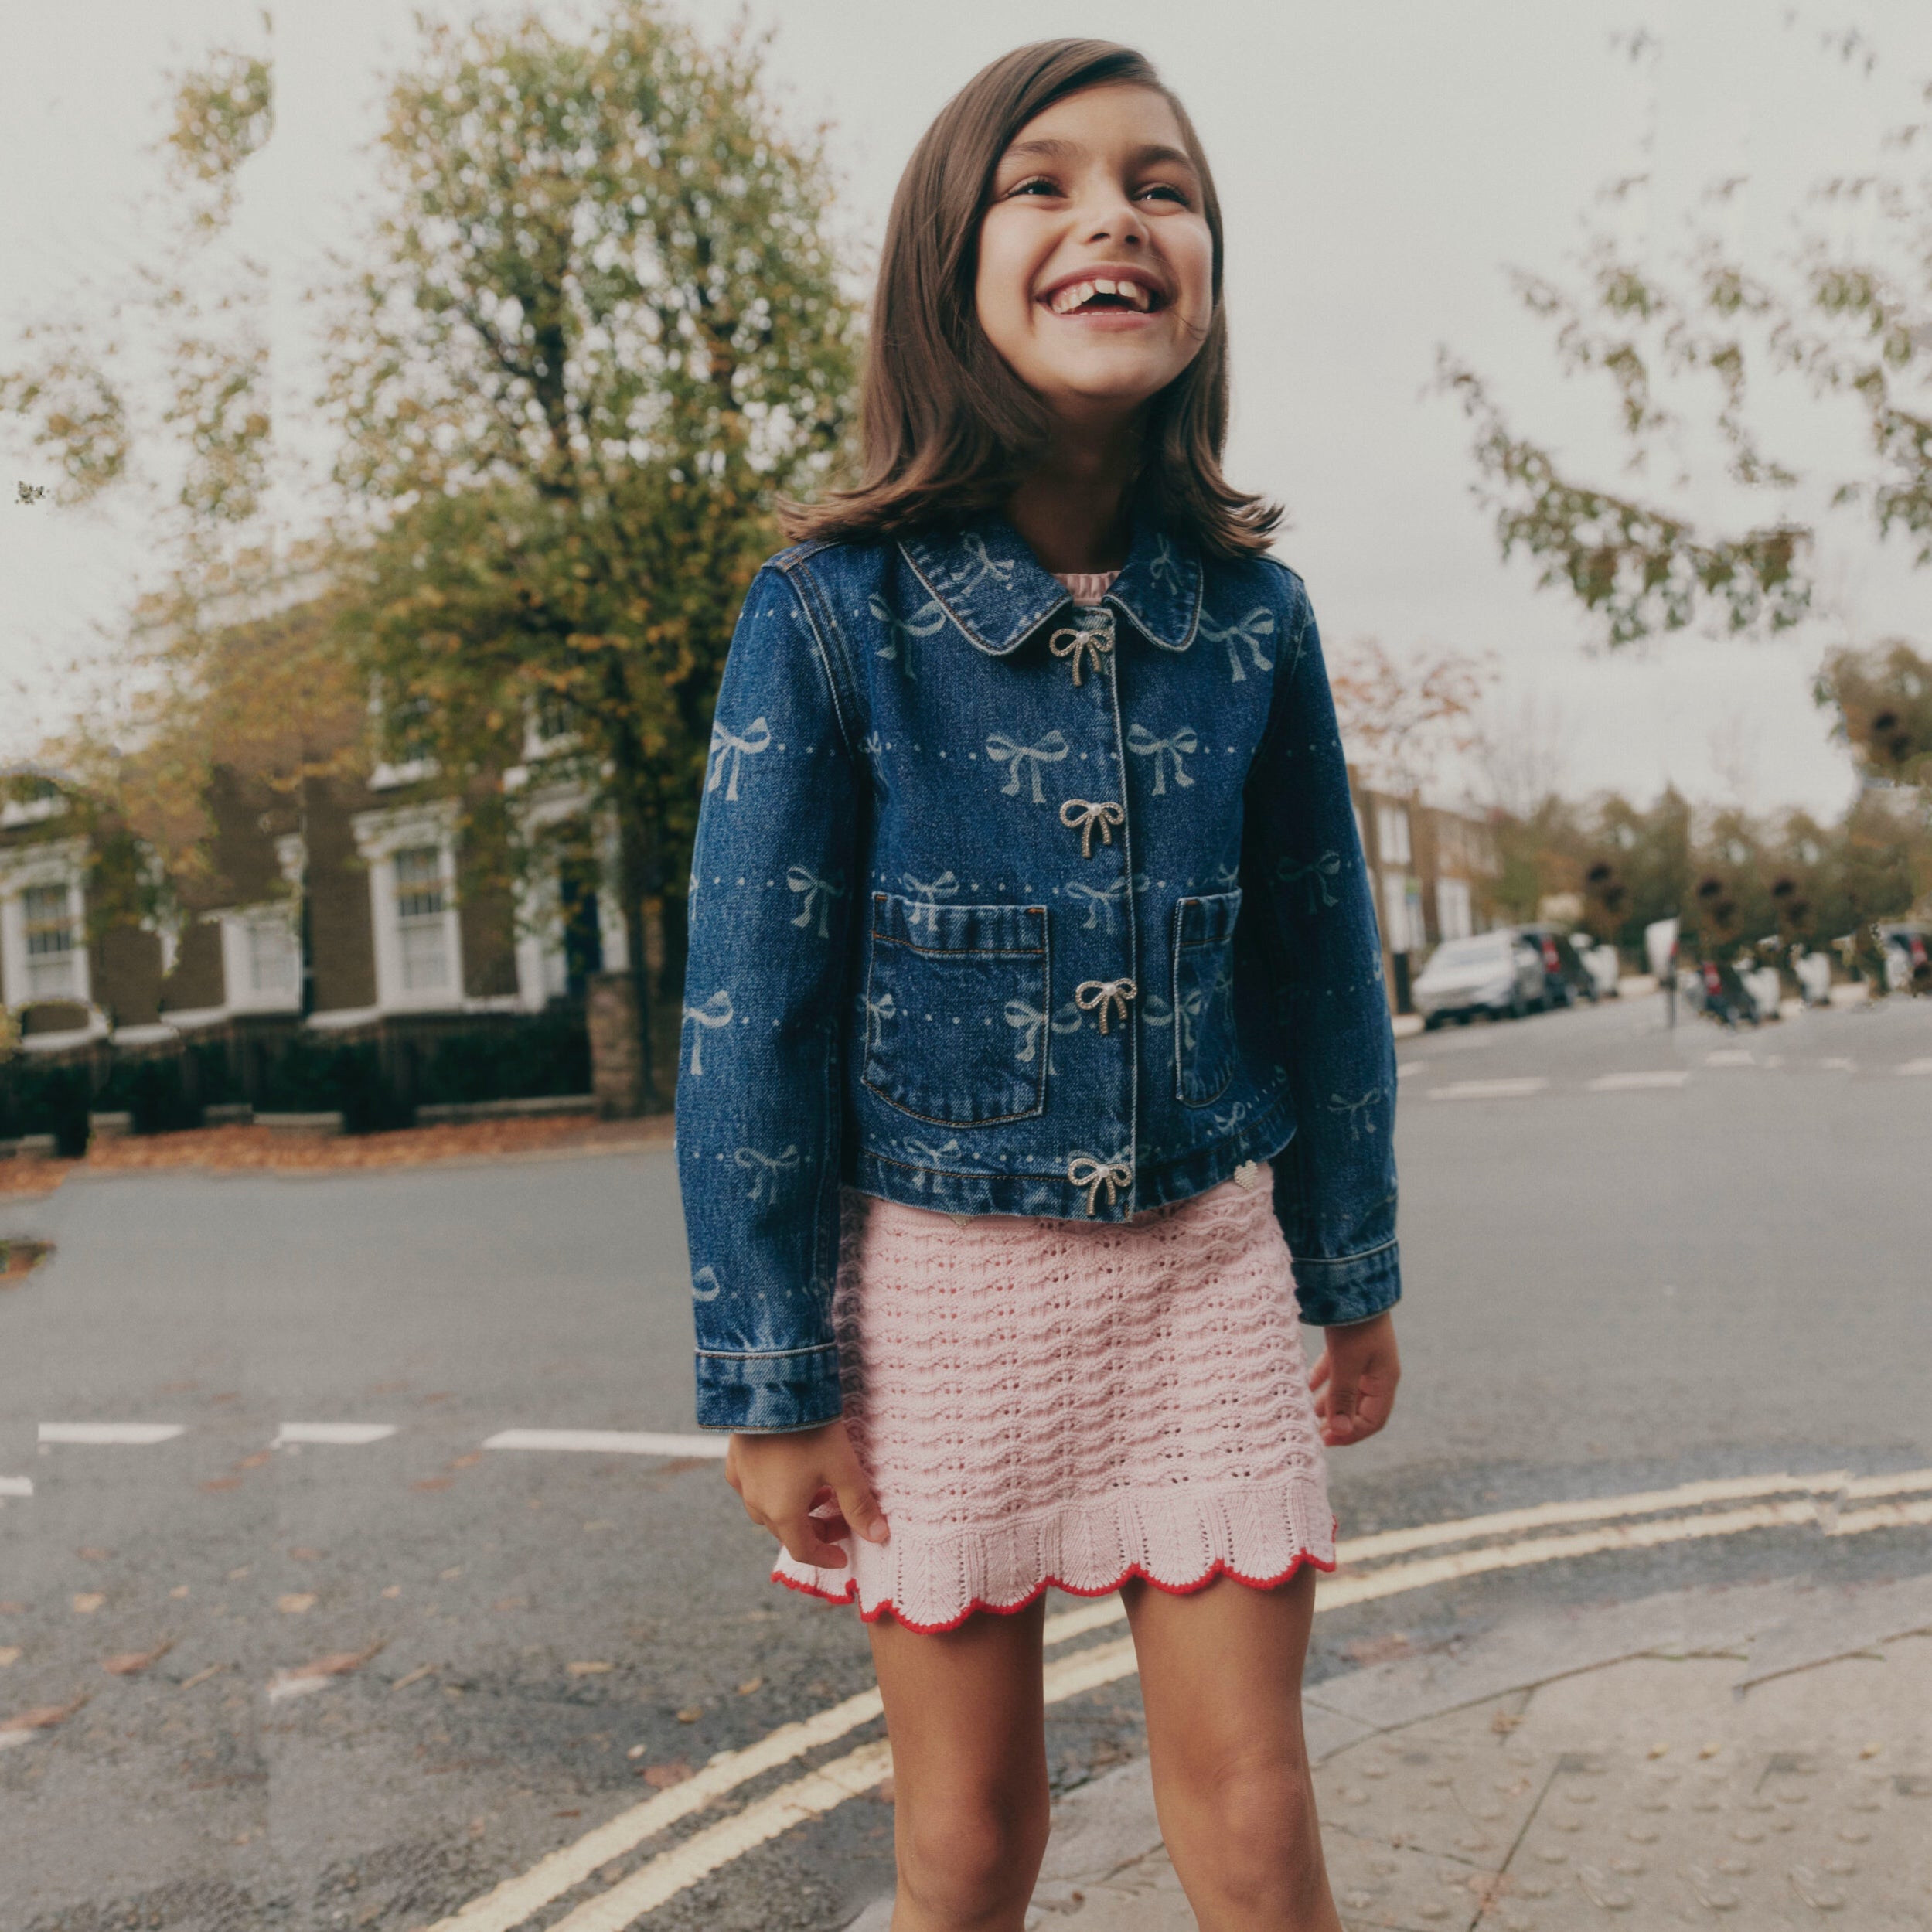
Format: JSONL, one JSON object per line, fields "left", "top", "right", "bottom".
{"left": 1095, "top": 278, "right": 1118, "bottom": 296}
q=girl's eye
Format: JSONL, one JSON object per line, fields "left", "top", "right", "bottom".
{"left": 1137, "top": 182, "right": 1190, "bottom": 206}
{"left": 1006, "top": 175, "right": 1060, "bottom": 198}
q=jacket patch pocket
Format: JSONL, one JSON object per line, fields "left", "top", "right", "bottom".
{"left": 863, "top": 894, "right": 1049, "bottom": 1126}
{"left": 1173, "top": 889, "right": 1242, "bottom": 1107}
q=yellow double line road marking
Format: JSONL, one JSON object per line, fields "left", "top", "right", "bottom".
{"left": 423, "top": 1466, "right": 1932, "bottom": 1932}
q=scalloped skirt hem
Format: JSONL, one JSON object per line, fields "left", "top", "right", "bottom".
{"left": 771, "top": 1473, "right": 1337, "bottom": 1634}
{"left": 772, "top": 1538, "right": 1339, "bottom": 1635}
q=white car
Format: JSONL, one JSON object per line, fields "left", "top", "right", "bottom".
{"left": 1412, "top": 932, "right": 1545, "bottom": 1028}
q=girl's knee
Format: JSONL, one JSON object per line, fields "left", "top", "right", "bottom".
{"left": 898, "top": 1790, "right": 1050, "bottom": 1923}
{"left": 1162, "top": 1746, "right": 1327, "bottom": 1913}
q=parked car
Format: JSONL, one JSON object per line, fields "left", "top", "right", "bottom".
{"left": 1877, "top": 922, "right": 1931, "bottom": 995}
{"left": 1513, "top": 925, "right": 1600, "bottom": 1010}
{"left": 1412, "top": 931, "right": 1545, "bottom": 1027}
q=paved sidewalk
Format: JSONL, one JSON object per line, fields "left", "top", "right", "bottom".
{"left": 850, "top": 1570, "right": 1932, "bottom": 1931}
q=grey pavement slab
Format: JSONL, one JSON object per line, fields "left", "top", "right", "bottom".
{"left": 915, "top": 1570, "right": 1932, "bottom": 1932}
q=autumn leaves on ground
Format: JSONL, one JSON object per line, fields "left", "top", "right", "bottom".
{"left": 0, "top": 1112, "right": 670, "bottom": 1196}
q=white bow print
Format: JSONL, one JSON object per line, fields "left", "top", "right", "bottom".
{"left": 899, "top": 871, "right": 959, "bottom": 932}
{"left": 959, "top": 533, "right": 1015, "bottom": 588}
{"left": 1065, "top": 878, "right": 1125, "bottom": 932}
{"left": 1278, "top": 850, "right": 1341, "bottom": 911}
{"left": 681, "top": 989, "right": 734, "bottom": 1076}
{"left": 1328, "top": 1086, "right": 1382, "bottom": 1140}
{"left": 904, "top": 1138, "right": 962, "bottom": 1188}
{"left": 985, "top": 730, "right": 1070, "bottom": 803}
{"left": 1199, "top": 606, "right": 1276, "bottom": 683}
{"left": 1003, "top": 996, "right": 1083, "bottom": 1064}
{"left": 786, "top": 864, "right": 846, "bottom": 937}
{"left": 1127, "top": 723, "right": 1198, "bottom": 796}
{"left": 707, "top": 716, "right": 771, "bottom": 801}
{"left": 867, "top": 594, "right": 947, "bottom": 677}
{"left": 734, "top": 1143, "right": 801, "bottom": 1202}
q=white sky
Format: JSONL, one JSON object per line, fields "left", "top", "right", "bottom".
{"left": 3, "top": 0, "right": 1928, "bottom": 816}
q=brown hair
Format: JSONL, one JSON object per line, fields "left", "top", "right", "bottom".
{"left": 781, "top": 39, "right": 1280, "bottom": 560}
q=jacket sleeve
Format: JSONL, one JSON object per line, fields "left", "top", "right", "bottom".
{"left": 676, "top": 562, "right": 864, "bottom": 1431}
{"left": 1243, "top": 569, "right": 1402, "bottom": 1327}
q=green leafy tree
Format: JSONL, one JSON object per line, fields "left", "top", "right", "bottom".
{"left": 1437, "top": 26, "right": 1930, "bottom": 648}
{"left": 320, "top": 2, "right": 858, "bottom": 1098}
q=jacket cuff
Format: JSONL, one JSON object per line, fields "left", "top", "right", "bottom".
{"left": 694, "top": 1344, "right": 843, "bottom": 1433}
{"left": 1289, "top": 1239, "right": 1402, "bottom": 1327}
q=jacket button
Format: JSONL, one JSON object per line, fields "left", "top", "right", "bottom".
{"left": 1058, "top": 799, "right": 1124, "bottom": 857}
{"left": 1074, "top": 979, "right": 1137, "bottom": 1034}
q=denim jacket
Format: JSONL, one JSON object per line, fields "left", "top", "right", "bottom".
{"left": 676, "top": 517, "right": 1399, "bottom": 1431}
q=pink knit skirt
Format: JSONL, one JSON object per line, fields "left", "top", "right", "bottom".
{"left": 772, "top": 1164, "right": 1335, "bottom": 1631}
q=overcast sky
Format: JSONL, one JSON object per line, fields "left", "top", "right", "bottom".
{"left": 3, "top": 0, "right": 1927, "bottom": 816}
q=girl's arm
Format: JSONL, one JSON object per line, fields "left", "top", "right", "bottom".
{"left": 1243, "top": 567, "right": 1403, "bottom": 1331}
{"left": 676, "top": 561, "right": 865, "bottom": 1436}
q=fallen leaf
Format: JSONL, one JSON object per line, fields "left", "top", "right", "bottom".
{"left": 380, "top": 1586, "right": 400, "bottom": 1598}
{"left": 277, "top": 1593, "right": 317, "bottom": 1615}
{"left": 178, "top": 1664, "right": 227, "bottom": 1690}
{"left": 236, "top": 1452, "right": 272, "bottom": 1470}
{"left": 389, "top": 1663, "right": 436, "bottom": 1692}
{"left": 71, "top": 1593, "right": 104, "bottom": 1615}
{"left": 640, "top": 1758, "right": 693, "bottom": 1788}
{"left": 492, "top": 1597, "right": 526, "bottom": 1612}
{"left": 201, "top": 1477, "right": 242, "bottom": 1492}
{"left": 675, "top": 1705, "right": 703, "bottom": 1722}
{"left": 1491, "top": 1709, "right": 1524, "bottom": 1735}
{"left": 566, "top": 1661, "right": 613, "bottom": 1676}
{"left": 77, "top": 1546, "right": 110, "bottom": 1561}
{"left": 2, "top": 1692, "right": 88, "bottom": 1733}
{"left": 412, "top": 1477, "right": 452, "bottom": 1491}
{"left": 227, "top": 1568, "right": 250, "bottom": 1581}
{"left": 448, "top": 1452, "right": 483, "bottom": 1470}
{"left": 267, "top": 1641, "right": 386, "bottom": 1703}
{"left": 438, "top": 1566, "right": 462, "bottom": 1581}
{"left": 169, "top": 1586, "right": 189, "bottom": 1600}
{"left": 736, "top": 1676, "right": 763, "bottom": 1695}
{"left": 0, "top": 1647, "right": 19, "bottom": 1666}
{"left": 288, "top": 1548, "right": 320, "bottom": 1562}
{"left": 1344, "top": 1632, "right": 1416, "bottom": 1667}
{"left": 103, "top": 1640, "right": 175, "bottom": 1676}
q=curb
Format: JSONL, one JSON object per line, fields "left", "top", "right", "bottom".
{"left": 843, "top": 1567, "right": 1932, "bottom": 1929}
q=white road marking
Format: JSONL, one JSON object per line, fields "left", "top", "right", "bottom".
{"left": 1819, "top": 1057, "right": 1855, "bottom": 1071}
{"left": 1586, "top": 1070, "right": 1689, "bottom": 1092}
{"left": 1703, "top": 1048, "right": 1756, "bottom": 1067}
{"left": 0, "top": 1477, "right": 32, "bottom": 1498}
{"left": 1428, "top": 1078, "right": 1549, "bottom": 1100}
{"left": 37, "top": 1423, "right": 184, "bottom": 1446}
{"left": 1896, "top": 1058, "right": 1932, "bottom": 1077}
{"left": 481, "top": 1429, "right": 727, "bottom": 1460}
{"left": 438, "top": 1464, "right": 1932, "bottom": 1932}
{"left": 1395, "top": 1061, "right": 1426, "bottom": 1079}
{"left": 272, "top": 1423, "right": 398, "bottom": 1446}
{"left": 545, "top": 1640, "right": 1143, "bottom": 1932}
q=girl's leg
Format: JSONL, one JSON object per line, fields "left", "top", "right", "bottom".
{"left": 868, "top": 1598, "right": 1052, "bottom": 1932}
{"left": 1123, "top": 1567, "right": 1343, "bottom": 1932}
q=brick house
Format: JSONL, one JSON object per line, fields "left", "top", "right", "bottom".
{"left": 1346, "top": 772, "right": 1501, "bottom": 1014}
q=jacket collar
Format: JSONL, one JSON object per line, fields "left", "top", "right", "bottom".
{"left": 899, "top": 514, "right": 1203, "bottom": 657}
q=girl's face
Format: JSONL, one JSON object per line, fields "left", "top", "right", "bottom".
{"left": 975, "top": 83, "right": 1215, "bottom": 429}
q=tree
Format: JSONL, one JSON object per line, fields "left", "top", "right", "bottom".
{"left": 320, "top": 3, "right": 858, "bottom": 1099}
{"left": 1329, "top": 638, "right": 1496, "bottom": 796}
{"left": 1436, "top": 26, "right": 1930, "bottom": 649}
{"left": 1817, "top": 638, "right": 1932, "bottom": 790}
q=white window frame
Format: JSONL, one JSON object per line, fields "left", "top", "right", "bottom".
{"left": 216, "top": 903, "right": 302, "bottom": 1014}
{"left": 0, "top": 837, "right": 91, "bottom": 1010}
{"left": 1436, "top": 877, "right": 1474, "bottom": 942}
{"left": 350, "top": 800, "right": 466, "bottom": 1013}
{"left": 508, "top": 782, "right": 628, "bottom": 1011}
{"left": 1375, "top": 802, "right": 1412, "bottom": 868}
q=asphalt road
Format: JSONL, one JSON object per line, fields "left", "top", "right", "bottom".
{"left": 1, "top": 990, "right": 1927, "bottom": 1932}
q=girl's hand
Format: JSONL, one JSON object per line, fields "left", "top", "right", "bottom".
{"left": 1309, "top": 1312, "right": 1401, "bottom": 1447}
{"left": 725, "top": 1419, "right": 889, "bottom": 1569}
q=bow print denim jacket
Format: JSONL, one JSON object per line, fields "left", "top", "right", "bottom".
{"left": 676, "top": 517, "right": 1400, "bottom": 1431}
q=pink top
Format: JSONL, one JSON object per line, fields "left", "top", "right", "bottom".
{"left": 1051, "top": 568, "right": 1119, "bottom": 606}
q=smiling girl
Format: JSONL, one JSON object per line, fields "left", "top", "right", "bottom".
{"left": 676, "top": 40, "right": 1400, "bottom": 1932}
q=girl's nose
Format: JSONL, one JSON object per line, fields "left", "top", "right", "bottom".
{"left": 1079, "top": 191, "right": 1149, "bottom": 250}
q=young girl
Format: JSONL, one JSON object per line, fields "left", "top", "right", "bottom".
{"left": 678, "top": 39, "right": 1401, "bottom": 1932}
